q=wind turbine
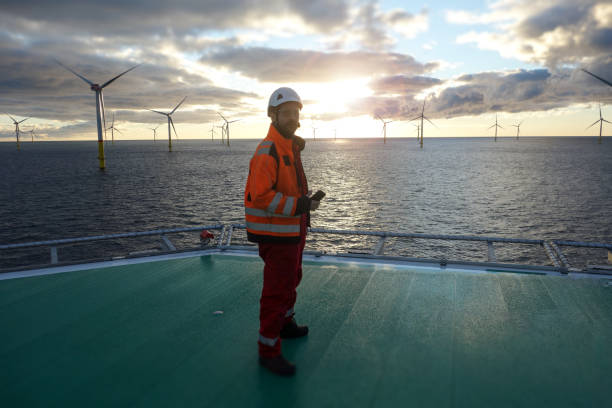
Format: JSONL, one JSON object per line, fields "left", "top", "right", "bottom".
{"left": 150, "top": 124, "right": 161, "bottom": 142}
{"left": 27, "top": 126, "right": 37, "bottom": 143}
{"left": 376, "top": 115, "right": 392, "bottom": 143}
{"left": 209, "top": 124, "right": 215, "bottom": 141}
{"left": 582, "top": 69, "right": 612, "bottom": 87}
{"left": 512, "top": 121, "right": 523, "bottom": 140}
{"left": 105, "top": 112, "right": 123, "bottom": 144}
{"left": 410, "top": 100, "right": 435, "bottom": 149}
{"left": 488, "top": 114, "right": 503, "bottom": 142}
{"left": 56, "top": 60, "right": 139, "bottom": 169}
{"left": 217, "top": 112, "right": 239, "bottom": 147}
{"left": 148, "top": 96, "right": 187, "bottom": 152}
{"left": 586, "top": 104, "right": 610, "bottom": 144}
{"left": 216, "top": 125, "right": 225, "bottom": 144}
{"left": 6, "top": 114, "right": 29, "bottom": 150}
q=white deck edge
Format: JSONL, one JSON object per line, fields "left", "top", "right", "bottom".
{"left": 2, "top": 247, "right": 611, "bottom": 282}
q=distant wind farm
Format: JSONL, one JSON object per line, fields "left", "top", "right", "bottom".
{"left": 147, "top": 96, "right": 187, "bottom": 153}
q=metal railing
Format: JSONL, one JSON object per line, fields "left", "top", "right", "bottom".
{"left": 1, "top": 223, "right": 611, "bottom": 275}
{"left": 0, "top": 225, "right": 224, "bottom": 265}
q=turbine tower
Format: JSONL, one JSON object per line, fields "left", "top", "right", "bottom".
{"left": 105, "top": 112, "right": 123, "bottom": 144}
{"left": 56, "top": 60, "right": 139, "bottom": 169}
{"left": 586, "top": 104, "right": 610, "bottom": 144}
{"left": 582, "top": 69, "right": 612, "bottom": 87}
{"left": 28, "top": 126, "right": 36, "bottom": 143}
{"left": 217, "top": 112, "right": 239, "bottom": 147}
{"left": 150, "top": 124, "right": 161, "bottom": 142}
{"left": 412, "top": 123, "right": 420, "bottom": 142}
{"left": 6, "top": 114, "right": 29, "bottom": 150}
{"left": 512, "top": 121, "right": 523, "bottom": 140}
{"left": 410, "top": 100, "right": 435, "bottom": 149}
{"left": 216, "top": 125, "right": 225, "bottom": 144}
{"left": 376, "top": 115, "right": 392, "bottom": 143}
{"left": 148, "top": 96, "right": 187, "bottom": 152}
{"left": 488, "top": 114, "right": 503, "bottom": 142}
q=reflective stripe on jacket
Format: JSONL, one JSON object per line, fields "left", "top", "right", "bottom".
{"left": 244, "top": 124, "right": 308, "bottom": 243}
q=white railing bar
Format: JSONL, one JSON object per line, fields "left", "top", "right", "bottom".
{"left": 0, "top": 225, "right": 224, "bottom": 250}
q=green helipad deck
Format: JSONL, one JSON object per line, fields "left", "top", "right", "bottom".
{"left": 1, "top": 252, "right": 611, "bottom": 407}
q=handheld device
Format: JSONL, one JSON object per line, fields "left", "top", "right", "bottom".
{"left": 311, "top": 190, "right": 326, "bottom": 201}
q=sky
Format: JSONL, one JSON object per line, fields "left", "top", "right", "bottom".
{"left": 0, "top": 0, "right": 611, "bottom": 141}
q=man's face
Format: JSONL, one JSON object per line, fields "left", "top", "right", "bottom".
{"left": 274, "top": 101, "right": 300, "bottom": 135}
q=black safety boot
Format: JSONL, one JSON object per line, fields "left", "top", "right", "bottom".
{"left": 280, "top": 317, "right": 309, "bottom": 338}
{"left": 259, "top": 355, "right": 296, "bottom": 376}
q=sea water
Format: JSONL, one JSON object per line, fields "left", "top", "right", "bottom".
{"left": 1, "top": 137, "right": 610, "bottom": 269}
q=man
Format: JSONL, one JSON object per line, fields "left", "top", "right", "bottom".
{"left": 244, "top": 87, "right": 321, "bottom": 376}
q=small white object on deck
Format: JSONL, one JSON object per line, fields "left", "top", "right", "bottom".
{"left": 213, "top": 310, "right": 224, "bottom": 315}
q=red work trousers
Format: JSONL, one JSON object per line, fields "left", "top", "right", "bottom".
{"left": 257, "top": 217, "right": 307, "bottom": 357}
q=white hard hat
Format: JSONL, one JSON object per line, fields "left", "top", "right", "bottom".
{"left": 268, "top": 87, "right": 302, "bottom": 109}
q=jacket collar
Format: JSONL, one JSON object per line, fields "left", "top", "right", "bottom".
{"left": 267, "top": 124, "right": 305, "bottom": 151}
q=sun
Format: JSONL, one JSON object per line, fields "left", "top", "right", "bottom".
{"left": 302, "top": 78, "right": 373, "bottom": 117}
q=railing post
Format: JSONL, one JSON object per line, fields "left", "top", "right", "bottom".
{"left": 487, "top": 241, "right": 497, "bottom": 263}
{"left": 542, "top": 241, "right": 561, "bottom": 268}
{"left": 50, "top": 247, "right": 58, "bottom": 264}
{"left": 226, "top": 225, "right": 234, "bottom": 246}
{"left": 217, "top": 226, "right": 226, "bottom": 248}
{"left": 550, "top": 242, "right": 571, "bottom": 272}
{"left": 160, "top": 235, "right": 176, "bottom": 252}
{"left": 373, "top": 236, "right": 387, "bottom": 255}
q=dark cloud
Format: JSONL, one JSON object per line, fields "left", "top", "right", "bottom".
{"left": 287, "top": 0, "right": 350, "bottom": 32}
{"left": 518, "top": 4, "right": 590, "bottom": 38}
{"left": 370, "top": 75, "right": 442, "bottom": 95}
{"left": 0, "top": 0, "right": 352, "bottom": 37}
{"left": 344, "top": 63, "right": 612, "bottom": 121}
{"left": 454, "top": 0, "right": 608, "bottom": 68}
{"left": 202, "top": 47, "right": 438, "bottom": 82}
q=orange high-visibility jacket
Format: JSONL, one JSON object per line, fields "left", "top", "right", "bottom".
{"left": 244, "top": 124, "right": 309, "bottom": 243}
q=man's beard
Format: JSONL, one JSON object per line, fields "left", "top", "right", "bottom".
{"left": 275, "top": 121, "right": 298, "bottom": 138}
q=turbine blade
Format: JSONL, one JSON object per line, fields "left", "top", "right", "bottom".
{"left": 18, "top": 117, "right": 29, "bottom": 124}
{"left": 409, "top": 115, "right": 421, "bottom": 122}
{"left": 55, "top": 59, "right": 94, "bottom": 86}
{"left": 585, "top": 119, "right": 600, "bottom": 130}
{"left": 101, "top": 63, "right": 141, "bottom": 88}
{"left": 217, "top": 112, "right": 227, "bottom": 122}
{"left": 100, "top": 92, "right": 107, "bottom": 138}
{"left": 6, "top": 114, "right": 17, "bottom": 122}
{"left": 488, "top": 124, "right": 495, "bottom": 129}
{"left": 423, "top": 116, "right": 437, "bottom": 128}
{"left": 147, "top": 109, "right": 167, "bottom": 116}
{"left": 603, "top": 119, "right": 611, "bottom": 124}
{"left": 581, "top": 69, "right": 612, "bottom": 87}
{"left": 228, "top": 119, "right": 240, "bottom": 123}
{"left": 170, "top": 116, "right": 178, "bottom": 138}
{"left": 170, "top": 96, "right": 187, "bottom": 115}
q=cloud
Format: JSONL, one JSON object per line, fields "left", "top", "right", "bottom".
{"left": 369, "top": 75, "right": 443, "bottom": 95}
{"left": 448, "top": 0, "right": 609, "bottom": 68}
{"left": 342, "top": 62, "right": 612, "bottom": 121}
{"left": 0, "top": 36, "right": 257, "bottom": 128}
{"left": 202, "top": 47, "right": 438, "bottom": 82}
{"left": 0, "top": 0, "right": 353, "bottom": 37}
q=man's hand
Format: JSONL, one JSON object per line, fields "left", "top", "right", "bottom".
{"left": 307, "top": 190, "right": 320, "bottom": 211}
